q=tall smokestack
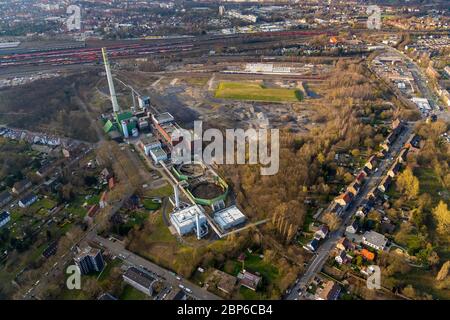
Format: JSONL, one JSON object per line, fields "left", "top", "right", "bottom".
{"left": 101, "top": 47, "right": 120, "bottom": 113}
{"left": 195, "top": 211, "right": 201, "bottom": 240}
{"left": 173, "top": 184, "right": 180, "bottom": 209}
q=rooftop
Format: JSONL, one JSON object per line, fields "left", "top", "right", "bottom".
{"left": 123, "top": 267, "right": 156, "bottom": 289}
{"left": 363, "top": 230, "right": 388, "bottom": 248}
{"left": 149, "top": 146, "right": 167, "bottom": 158}
{"left": 153, "top": 112, "right": 174, "bottom": 124}
{"left": 171, "top": 205, "right": 205, "bottom": 229}
{"left": 213, "top": 205, "right": 246, "bottom": 230}
{"left": 0, "top": 211, "right": 10, "bottom": 221}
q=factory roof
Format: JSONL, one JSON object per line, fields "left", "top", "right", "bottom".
{"left": 214, "top": 205, "right": 246, "bottom": 230}
{"left": 153, "top": 112, "right": 174, "bottom": 124}
{"left": 171, "top": 205, "right": 205, "bottom": 229}
{"left": 150, "top": 146, "right": 167, "bottom": 158}
{"left": 115, "top": 111, "right": 134, "bottom": 122}
{"left": 103, "top": 120, "right": 115, "bottom": 133}
{"left": 140, "top": 134, "right": 160, "bottom": 146}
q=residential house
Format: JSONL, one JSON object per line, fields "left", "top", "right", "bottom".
{"left": 347, "top": 180, "right": 361, "bottom": 196}
{"left": 314, "top": 225, "right": 329, "bottom": 240}
{"left": 0, "top": 191, "right": 12, "bottom": 207}
{"left": 363, "top": 231, "right": 388, "bottom": 251}
{"left": 405, "top": 134, "right": 420, "bottom": 150}
{"left": 364, "top": 155, "right": 377, "bottom": 171}
{"left": 12, "top": 179, "right": 32, "bottom": 195}
{"left": 336, "top": 237, "right": 353, "bottom": 251}
{"left": 334, "top": 192, "right": 353, "bottom": 210}
{"left": 99, "top": 191, "right": 108, "bottom": 209}
{"left": 328, "top": 202, "right": 344, "bottom": 216}
{"left": 380, "top": 141, "right": 390, "bottom": 152}
{"left": 392, "top": 118, "right": 402, "bottom": 130}
{"left": 366, "top": 187, "right": 380, "bottom": 201}
{"left": 378, "top": 175, "right": 392, "bottom": 193}
{"left": 36, "top": 163, "right": 53, "bottom": 177}
{"left": 335, "top": 250, "right": 350, "bottom": 265}
{"left": 123, "top": 267, "right": 158, "bottom": 296}
{"left": 0, "top": 211, "right": 11, "bottom": 228}
{"left": 387, "top": 161, "right": 402, "bottom": 178}
{"left": 355, "top": 171, "right": 367, "bottom": 184}
{"left": 305, "top": 238, "right": 319, "bottom": 252}
{"left": 356, "top": 199, "right": 373, "bottom": 218}
{"left": 214, "top": 269, "right": 237, "bottom": 295}
{"left": 238, "top": 270, "right": 262, "bottom": 291}
{"left": 18, "top": 193, "right": 37, "bottom": 208}
{"left": 345, "top": 220, "right": 359, "bottom": 234}
{"left": 317, "top": 281, "right": 341, "bottom": 300}
{"left": 398, "top": 148, "right": 409, "bottom": 163}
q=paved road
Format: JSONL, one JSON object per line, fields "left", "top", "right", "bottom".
{"left": 286, "top": 125, "right": 413, "bottom": 300}
{"left": 90, "top": 235, "right": 221, "bottom": 300}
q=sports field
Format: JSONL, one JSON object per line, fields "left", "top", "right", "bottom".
{"left": 214, "top": 81, "right": 302, "bottom": 102}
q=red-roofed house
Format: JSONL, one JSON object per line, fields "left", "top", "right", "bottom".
{"left": 335, "top": 192, "right": 353, "bottom": 210}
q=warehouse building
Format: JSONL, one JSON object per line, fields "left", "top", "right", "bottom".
{"left": 214, "top": 205, "right": 247, "bottom": 231}
{"left": 170, "top": 205, "right": 207, "bottom": 236}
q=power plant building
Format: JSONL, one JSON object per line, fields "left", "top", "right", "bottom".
{"left": 149, "top": 146, "right": 167, "bottom": 163}
{"left": 138, "top": 134, "right": 162, "bottom": 155}
{"left": 152, "top": 112, "right": 174, "bottom": 125}
{"left": 214, "top": 205, "right": 246, "bottom": 231}
{"left": 170, "top": 205, "right": 207, "bottom": 236}
{"left": 138, "top": 96, "right": 150, "bottom": 109}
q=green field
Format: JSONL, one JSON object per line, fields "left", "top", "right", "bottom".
{"left": 214, "top": 82, "right": 302, "bottom": 102}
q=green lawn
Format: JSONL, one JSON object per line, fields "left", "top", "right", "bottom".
{"left": 215, "top": 82, "right": 302, "bottom": 102}
{"left": 145, "top": 184, "right": 173, "bottom": 198}
{"left": 119, "top": 284, "right": 150, "bottom": 300}
{"left": 146, "top": 213, "right": 175, "bottom": 243}
{"left": 143, "top": 198, "right": 161, "bottom": 210}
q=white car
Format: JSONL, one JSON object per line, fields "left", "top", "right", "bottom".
{"left": 185, "top": 288, "right": 192, "bottom": 293}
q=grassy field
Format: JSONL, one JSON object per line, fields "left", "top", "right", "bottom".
{"left": 119, "top": 284, "right": 150, "bottom": 300}
{"left": 214, "top": 82, "right": 302, "bottom": 102}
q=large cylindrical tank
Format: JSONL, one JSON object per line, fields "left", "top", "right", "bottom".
{"left": 121, "top": 120, "right": 129, "bottom": 138}
{"left": 131, "top": 127, "right": 139, "bottom": 137}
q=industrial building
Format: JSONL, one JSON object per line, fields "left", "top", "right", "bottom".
{"left": 213, "top": 205, "right": 246, "bottom": 231}
{"left": 138, "top": 95, "right": 150, "bottom": 109}
{"left": 152, "top": 112, "right": 174, "bottom": 125}
{"left": 170, "top": 205, "right": 207, "bottom": 237}
{"left": 149, "top": 146, "right": 168, "bottom": 163}
{"left": 74, "top": 246, "right": 105, "bottom": 275}
{"left": 138, "top": 134, "right": 162, "bottom": 155}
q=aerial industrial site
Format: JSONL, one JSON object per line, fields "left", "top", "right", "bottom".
{"left": 0, "top": 0, "right": 449, "bottom": 311}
